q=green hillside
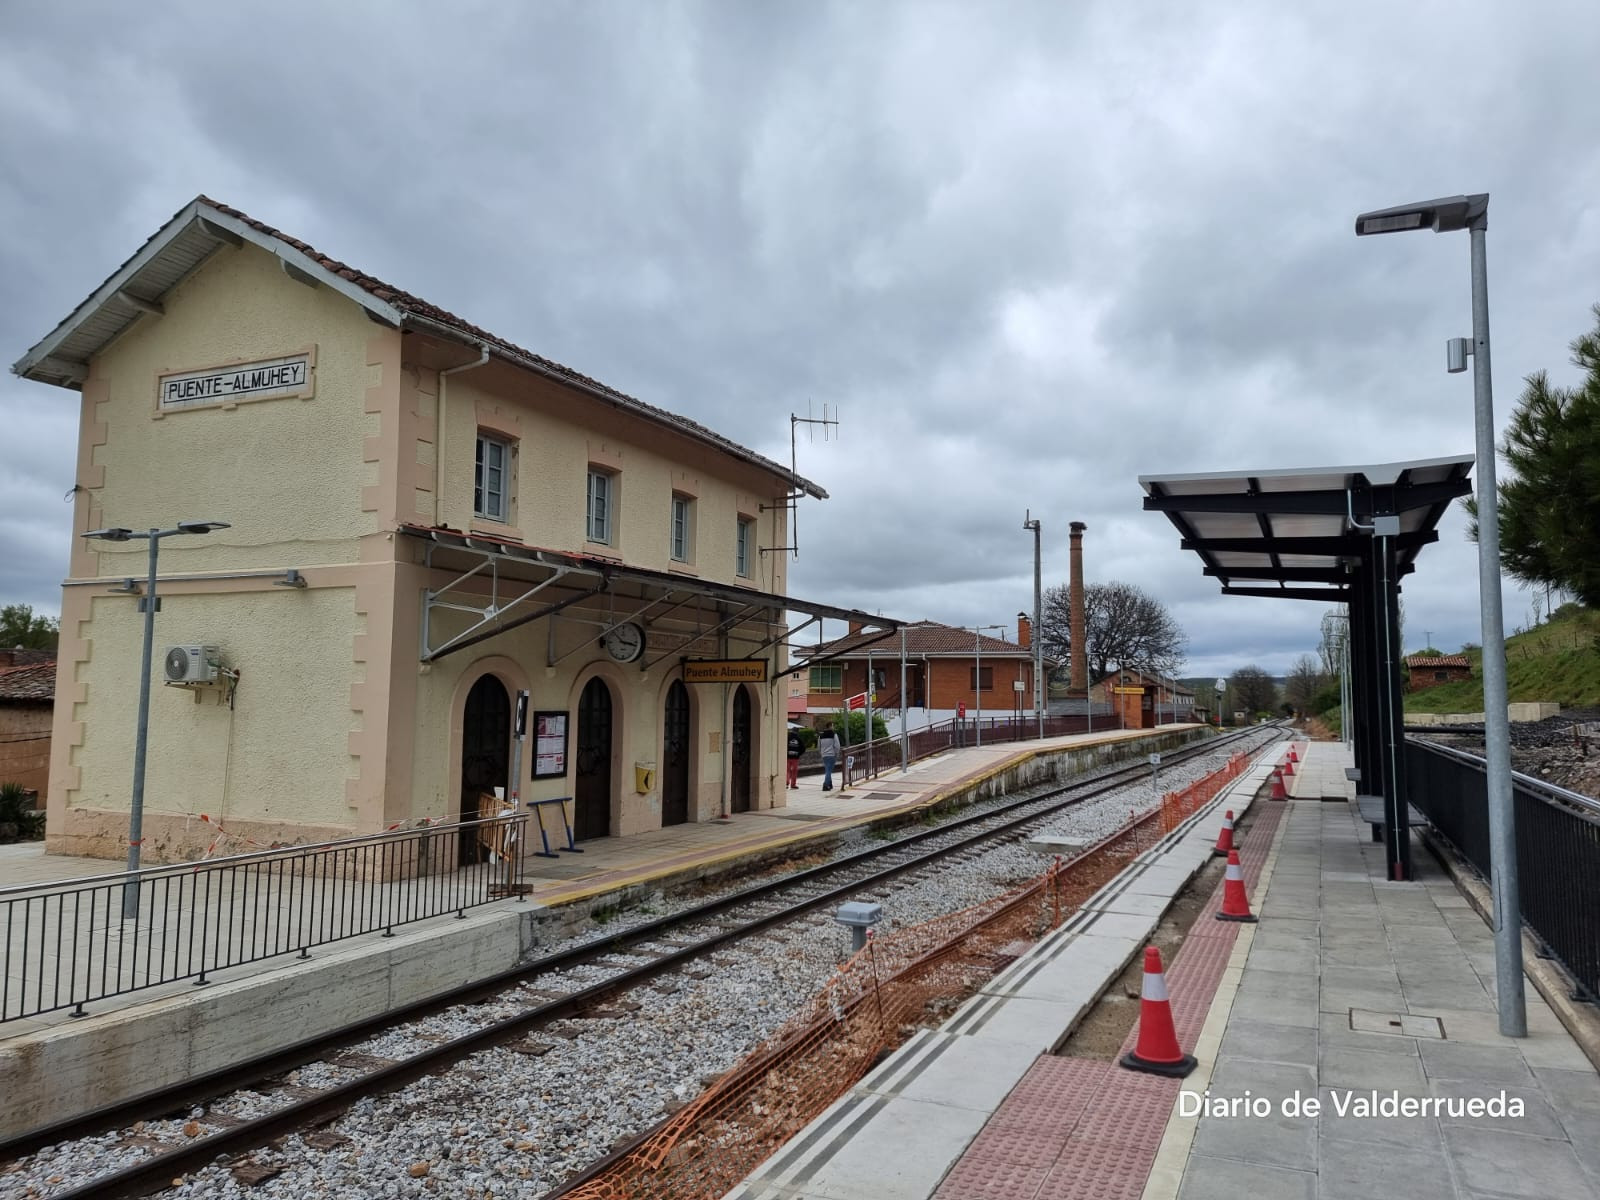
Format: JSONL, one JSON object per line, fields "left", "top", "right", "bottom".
{"left": 1405, "top": 604, "right": 1600, "bottom": 713}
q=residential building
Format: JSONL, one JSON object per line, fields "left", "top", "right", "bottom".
{"left": 13, "top": 197, "right": 892, "bottom": 861}
{"left": 802, "top": 617, "right": 1050, "bottom": 727}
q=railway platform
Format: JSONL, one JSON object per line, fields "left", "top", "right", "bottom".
{"left": 726, "top": 741, "right": 1600, "bottom": 1200}
{"left": 0, "top": 722, "right": 1201, "bottom": 1141}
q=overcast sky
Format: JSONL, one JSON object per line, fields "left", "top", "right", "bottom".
{"left": 4, "top": 1, "right": 1598, "bottom": 678}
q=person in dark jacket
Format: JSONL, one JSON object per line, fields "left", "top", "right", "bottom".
{"left": 786, "top": 728, "right": 804, "bottom": 788}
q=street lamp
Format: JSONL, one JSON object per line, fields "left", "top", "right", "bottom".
{"left": 1022, "top": 512, "right": 1044, "bottom": 739}
{"left": 971, "top": 624, "right": 1005, "bottom": 747}
{"left": 82, "top": 520, "right": 231, "bottom": 918}
{"left": 1356, "top": 191, "right": 1524, "bottom": 1037}
{"left": 1215, "top": 677, "right": 1225, "bottom": 729}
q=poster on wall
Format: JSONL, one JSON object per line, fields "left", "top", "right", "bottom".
{"left": 533, "top": 711, "right": 569, "bottom": 778}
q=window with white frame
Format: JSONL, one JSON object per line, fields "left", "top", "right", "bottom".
{"left": 671, "top": 493, "right": 694, "bottom": 562}
{"left": 736, "top": 516, "right": 755, "bottom": 577}
{"left": 475, "top": 433, "right": 511, "bottom": 522}
{"left": 587, "top": 468, "right": 614, "bottom": 544}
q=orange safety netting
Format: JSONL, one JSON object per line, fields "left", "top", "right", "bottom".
{"left": 558, "top": 749, "right": 1253, "bottom": 1200}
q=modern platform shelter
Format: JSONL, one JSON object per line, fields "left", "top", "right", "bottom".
{"left": 11, "top": 195, "right": 898, "bottom": 861}
{"left": 1140, "top": 455, "right": 1474, "bottom": 880}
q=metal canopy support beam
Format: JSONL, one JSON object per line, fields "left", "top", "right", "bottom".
{"left": 1219, "top": 586, "right": 1350, "bottom": 601}
{"left": 1183, "top": 531, "right": 1438, "bottom": 555}
{"left": 1143, "top": 479, "right": 1467, "bottom": 516}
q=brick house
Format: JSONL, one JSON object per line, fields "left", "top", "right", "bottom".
{"left": 802, "top": 617, "right": 1050, "bottom": 726}
{"left": 0, "top": 653, "right": 56, "bottom": 802}
{"left": 1404, "top": 654, "right": 1472, "bottom": 692}
{"left": 1090, "top": 668, "right": 1195, "bottom": 730}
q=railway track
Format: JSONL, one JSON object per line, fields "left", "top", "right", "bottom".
{"left": 6, "top": 724, "right": 1282, "bottom": 1198}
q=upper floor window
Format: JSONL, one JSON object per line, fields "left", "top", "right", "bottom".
{"left": 736, "top": 517, "right": 755, "bottom": 577}
{"left": 587, "top": 468, "right": 614, "bottom": 545}
{"left": 671, "top": 494, "right": 694, "bottom": 563}
{"left": 809, "top": 665, "right": 843, "bottom": 694}
{"left": 475, "top": 433, "right": 511, "bottom": 522}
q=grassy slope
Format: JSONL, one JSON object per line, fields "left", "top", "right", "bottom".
{"left": 1404, "top": 606, "right": 1600, "bottom": 713}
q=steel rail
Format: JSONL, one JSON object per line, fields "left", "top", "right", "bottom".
{"left": 22, "top": 725, "right": 1277, "bottom": 1197}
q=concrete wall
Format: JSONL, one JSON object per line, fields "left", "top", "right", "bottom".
{"left": 1407, "top": 703, "right": 1561, "bottom": 726}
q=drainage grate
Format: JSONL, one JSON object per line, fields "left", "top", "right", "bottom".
{"left": 1349, "top": 1008, "right": 1445, "bottom": 1039}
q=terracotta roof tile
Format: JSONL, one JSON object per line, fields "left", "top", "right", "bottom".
{"left": 187, "top": 197, "right": 821, "bottom": 498}
{"left": 813, "top": 621, "right": 1042, "bottom": 660}
{"left": 1405, "top": 655, "right": 1471, "bottom": 670}
{"left": 0, "top": 661, "right": 55, "bottom": 701}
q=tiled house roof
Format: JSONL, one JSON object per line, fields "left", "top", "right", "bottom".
{"left": 1404, "top": 655, "right": 1471, "bottom": 670}
{"left": 813, "top": 620, "right": 1046, "bottom": 660}
{"left": 0, "top": 661, "right": 55, "bottom": 702}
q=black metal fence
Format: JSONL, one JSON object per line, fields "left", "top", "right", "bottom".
{"left": 1405, "top": 737, "right": 1600, "bottom": 1001}
{"left": 0, "top": 813, "right": 528, "bottom": 1023}
{"left": 837, "top": 711, "right": 1128, "bottom": 785}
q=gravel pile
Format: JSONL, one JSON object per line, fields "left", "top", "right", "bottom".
{"left": 1421, "top": 714, "right": 1600, "bottom": 800}
{"left": 3, "top": 731, "right": 1282, "bottom": 1199}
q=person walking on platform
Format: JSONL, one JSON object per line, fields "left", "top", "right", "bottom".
{"left": 786, "top": 727, "right": 805, "bottom": 788}
{"left": 818, "top": 724, "right": 842, "bottom": 791}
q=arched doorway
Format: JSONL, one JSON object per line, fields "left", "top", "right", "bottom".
{"left": 662, "top": 680, "right": 690, "bottom": 827}
{"left": 460, "top": 674, "right": 511, "bottom": 864}
{"left": 729, "top": 685, "right": 752, "bottom": 814}
{"left": 574, "top": 677, "right": 613, "bottom": 840}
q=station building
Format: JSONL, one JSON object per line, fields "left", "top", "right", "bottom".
{"left": 1090, "top": 668, "right": 1195, "bottom": 728}
{"left": 13, "top": 197, "right": 893, "bottom": 862}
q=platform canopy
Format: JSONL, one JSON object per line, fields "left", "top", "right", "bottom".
{"left": 1138, "top": 454, "right": 1475, "bottom": 882}
{"left": 1137, "top": 455, "right": 1474, "bottom": 601}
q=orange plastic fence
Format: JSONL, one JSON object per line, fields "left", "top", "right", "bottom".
{"left": 559, "top": 748, "right": 1254, "bottom": 1200}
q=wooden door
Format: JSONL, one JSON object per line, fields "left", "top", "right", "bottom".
{"left": 574, "top": 677, "right": 613, "bottom": 840}
{"left": 662, "top": 680, "right": 690, "bottom": 826}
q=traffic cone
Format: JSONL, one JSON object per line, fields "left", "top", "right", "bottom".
{"left": 1120, "top": 946, "right": 1197, "bottom": 1077}
{"left": 1287, "top": 744, "right": 1299, "bottom": 763}
{"left": 1281, "top": 757, "right": 1295, "bottom": 777}
{"left": 1213, "top": 810, "right": 1236, "bottom": 856}
{"left": 1216, "top": 850, "right": 1258, "bottom": 922}
{"left": 1270, "top": 770, "right": 1288, "bottom": 801}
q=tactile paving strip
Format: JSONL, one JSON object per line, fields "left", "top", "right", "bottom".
{"left": 933, "top": 796, "right": 1288, "bottom": 1199}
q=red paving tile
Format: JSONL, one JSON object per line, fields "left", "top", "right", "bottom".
{"left": 934, "top": 796, "right": 1288, "bottom": 1200}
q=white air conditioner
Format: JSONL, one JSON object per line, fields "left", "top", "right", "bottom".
{"left": 164, "top": 645, "right": 220, "bottom": 685}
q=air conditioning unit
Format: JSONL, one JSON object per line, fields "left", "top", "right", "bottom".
{"left": 164, "top": 645, "right": 220, "bottom": 685}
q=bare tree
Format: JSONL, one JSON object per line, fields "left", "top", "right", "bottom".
{"left": 1317, "top": 607, "right": 1347, "bottom": 678}
{"left": 1284, "top": 654, "right": 1326, "bottom": 714}
{"left": 1228, "top": 665, "right": 1278, "bottom": 716}
{"left": 1040, "top": 581, "right": 1187, "bottom": 682}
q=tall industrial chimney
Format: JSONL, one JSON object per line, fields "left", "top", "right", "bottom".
{"left": 1069, "top": 521, "right": 1087, "bottom": 693}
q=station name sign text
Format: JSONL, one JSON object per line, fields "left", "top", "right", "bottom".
{"left": 159, "top": 353, "right": 311, "bottom": 410}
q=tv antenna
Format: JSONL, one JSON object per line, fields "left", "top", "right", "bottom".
{"left": 762, "top": 401, "right": 837, "bottom": 560}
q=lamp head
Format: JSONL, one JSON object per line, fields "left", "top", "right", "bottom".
{"left": 82, "top": 527, "right": 133, "bottom": 542}
{"left": 177, "top": 520, "right": 230, "bottom": 535}
{"left": 1354, "top": 193, "right": 1488, "bottom": 236}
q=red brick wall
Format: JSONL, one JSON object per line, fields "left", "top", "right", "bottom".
{"left": 0, "top": 704, "right": 51, "bottom": 801}
{"left": 1408, "top": 666, "right": 1471, "bottom": 693}
{"left": 807, "top": 657, "right": 1036, "bottom": 713}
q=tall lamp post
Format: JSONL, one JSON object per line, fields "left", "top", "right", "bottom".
{"left": 82, "top": 520, "right": 231, "bottom": 918}
{"left": 1022, "top": 512, "right": 1044, "bottom": 739}
{"left": 1356, "top": 192, "right": 1523, "bottom": 1037}
{"left": 972, "top": 624, "right": 1005, "bottom": 747}
{"left": 1215, "top": 677, "right": 1225, "bottom": 729}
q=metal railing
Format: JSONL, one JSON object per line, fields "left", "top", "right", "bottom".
{"left": 1405, "top": 737, "right": 1600, "bottom": 1001}
{"left": 836, "top": 710, "right": 1128, "bottom": 786}
{"left": 0, "top": 813, "right": 528, "bottom": 1024}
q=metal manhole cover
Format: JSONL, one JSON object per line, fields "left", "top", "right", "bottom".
{"left": 1349, "top": 1008, "right": 1445, "bottom": 1039}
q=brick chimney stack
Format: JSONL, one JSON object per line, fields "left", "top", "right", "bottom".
{"left": 1069, "top": 522, "right": 1087, "bottom": 693}
{"left": 1017, "top": 612, "right": 1031, "bottom": 649}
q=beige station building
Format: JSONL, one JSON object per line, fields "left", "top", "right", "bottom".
{"left": 13, "top": 197, "right": 895, "bottom": 862}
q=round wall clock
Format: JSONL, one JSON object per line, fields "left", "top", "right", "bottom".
{"left": 602, "top": 621, "right": 646, "bottom": 664}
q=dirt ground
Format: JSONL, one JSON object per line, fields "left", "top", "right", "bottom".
{"left": 1055, "top": 801, "right": 1263, "bottom": 1060}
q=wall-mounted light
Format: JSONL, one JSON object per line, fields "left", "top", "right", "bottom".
{"left": 109, "top": 578, "right": 142, "bottom": 594}
{"left": 273, "top": 569, "right": 308, "bottom": 588}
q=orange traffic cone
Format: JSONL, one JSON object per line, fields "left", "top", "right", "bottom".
{"left": 1287, "top": 744, "right": 1299, "bottom": 763}
{"left": 1281, "top": 757, "right": 1295, "bottom": 776}
{"left": 1270, "top": 770, "right": 1288, "bottom": 801}
{"left": 1213, "top": 810, "right": 1236, "bottom": 856}
{"left": 1120, "top": 946, "right": 1197, "bottom": 1077}
{"left": 1216, "top": 850, "right": 1258, "bottom": 922}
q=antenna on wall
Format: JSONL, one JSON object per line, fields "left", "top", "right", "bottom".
{"left": 762, "top": 401, "right": 838, "bottom": 560}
